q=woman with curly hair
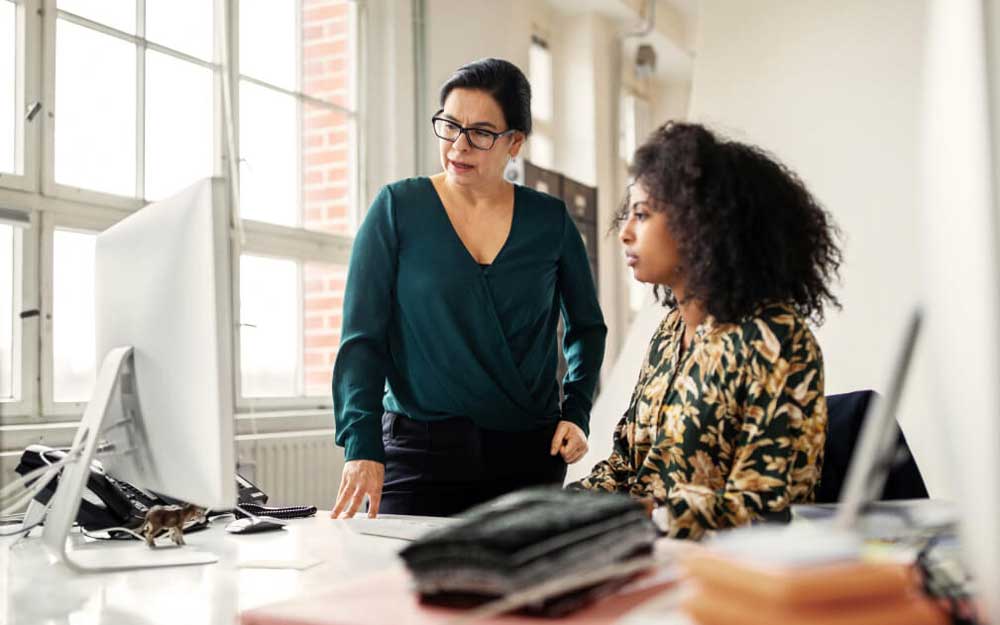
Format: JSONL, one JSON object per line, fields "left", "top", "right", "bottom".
{"left": 571, "top": 122, "right": 842, "bottom": 539}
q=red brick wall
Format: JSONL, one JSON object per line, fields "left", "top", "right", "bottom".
{"left": 301, "top": 0, "right": 352, "bottom": 397}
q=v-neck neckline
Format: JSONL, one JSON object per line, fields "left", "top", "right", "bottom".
{"left": 426, "top": 177, "right": 518, "bottom": 269}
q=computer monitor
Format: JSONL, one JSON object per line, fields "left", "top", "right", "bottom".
{"left": 923, "top": 0, "right": 1000, "bottom": 619}
{"left": 37, "top": 178, "right": 236, "bottom": 571}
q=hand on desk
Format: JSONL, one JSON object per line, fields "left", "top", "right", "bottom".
{"left": 550, "top": 420, "right": 588, "bottom": 464}
{"left": 331, "top": 460, "right": 385, "bottom": 519}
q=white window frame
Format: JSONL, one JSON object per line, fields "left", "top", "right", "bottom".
{"left": 2, "top": 0, "right": 387, "bottom": 431}
{"left": 0, "top": 193, "right": 36, "bottom": 420}
{"left": 226, "top": 0, "right": 358, "bottom": 413}
{"left": 0, "top": 0, "right": 41, "bottom": 193}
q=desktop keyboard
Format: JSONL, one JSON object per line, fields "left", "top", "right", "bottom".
{"left": 343, "top": 515, "right": 458, "bottom": 541}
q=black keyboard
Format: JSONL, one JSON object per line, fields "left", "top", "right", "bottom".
{"left": 236, "top": 503, "right": 317, "bottom": 520}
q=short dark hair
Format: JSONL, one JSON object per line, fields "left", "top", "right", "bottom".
{"left": 617, "top": 121, "right": 842, "bottom": 325}
{"left": 439, "top": 58, "right": 532, "bottom": 135}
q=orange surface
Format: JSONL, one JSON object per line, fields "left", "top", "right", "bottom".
{"left": 683, "top": 585, "right": 948, "bottom": 625}
{"left": 681, "top": 551, "right": 920, "bottom": 605}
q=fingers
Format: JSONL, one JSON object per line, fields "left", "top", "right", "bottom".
{"left": 339, "top": 486, "right": 365, "bottom": 519}
{"left": 559, "top": 427, "right": 589, "bottom": 464}
{"left": 330, "top": 460, "right": 386, "bottom": 519}
{"left": 560, "top": 439, "right": 587, "bottom": 463}
{"left": 330, "top": 474, "right": 351, "bottom": 518}
{"left": 550, "top": 422, "right": 569, "bottom": 455}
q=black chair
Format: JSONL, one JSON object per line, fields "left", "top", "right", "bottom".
{"left": 814, "top": 390, "right": 929, "bottom": 504}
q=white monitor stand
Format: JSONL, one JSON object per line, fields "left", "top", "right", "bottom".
{"left": 35, "top": 347, "right": 217, "bottom": 572}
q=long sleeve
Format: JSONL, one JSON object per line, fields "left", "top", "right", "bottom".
{"left": 332, "top": 186, "right": 398, "bottom": 463}
{"left": 656, "top": 317, "right": 826, "bottom": 539}
{"left": 557, "top": 210, "right": 607, "bottom": 436}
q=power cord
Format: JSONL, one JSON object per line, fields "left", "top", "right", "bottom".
{"left": 915, "top": 533, "right": 981, "bottom": 625}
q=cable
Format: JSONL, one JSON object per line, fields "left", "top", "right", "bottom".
{"left": 0, "top": 447, "right": 77, "bottom": 500}
{"left": 0, "top": 517, "right": 46, "bottom": 537}
{"left": 80, "top": 526, "right": 147, "bottom": 542}
{"left": 1, "top": 466, "right": 62, "bottom": 516}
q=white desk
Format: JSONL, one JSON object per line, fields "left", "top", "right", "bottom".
{"left": 2, "top": 517, "right": 409, "bottom": 625}
{"left": 2, "top": 516, "right": 693, "bottom": 625}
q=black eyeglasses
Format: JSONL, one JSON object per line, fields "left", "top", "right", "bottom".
{"left": 431, "top": 116, "right": 517, "bottom": 151}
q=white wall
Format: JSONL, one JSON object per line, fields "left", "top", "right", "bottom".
{"left": 686, "top": 0, "right": 950, "bottom": 496}
{"left": 420, "top": 0, "right": 535, "bottom": 175}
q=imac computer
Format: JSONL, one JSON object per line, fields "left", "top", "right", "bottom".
{"left": 34, "top": 178, "right": 236, "bottom": 571}
{"left": 923, "top": 0, "right": 1000, "bottom": 617}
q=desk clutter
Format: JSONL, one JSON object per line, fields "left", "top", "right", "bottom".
{"left": 678, "top": 525, "right": 952, "bottom": 625}
{"left": 399, "top": 487, "right": 658, "bottom": 617}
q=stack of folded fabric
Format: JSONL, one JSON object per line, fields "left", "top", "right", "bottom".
{"left": 681, "top": 548, "right": 949, "bottom": 625}
{"left": 399, "top": 487, "right": 657, "bottom": 616}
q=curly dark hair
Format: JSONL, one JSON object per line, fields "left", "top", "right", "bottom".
{"left": 617, "top": 121, "right": 842, "bottom": 325}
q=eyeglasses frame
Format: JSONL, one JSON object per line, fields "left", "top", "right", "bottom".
{"left": 431, "top": 115, "right": 519, "bottom": 151}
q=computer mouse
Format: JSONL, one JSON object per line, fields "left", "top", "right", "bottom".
{"left": 225, "top": 517, "right": 287, "bottom": 534}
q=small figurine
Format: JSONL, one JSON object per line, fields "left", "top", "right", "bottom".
{"left": 141, "top": 503, "right": 206, "bottom": 548}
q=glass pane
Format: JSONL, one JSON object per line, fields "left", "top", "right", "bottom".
{"left": 55, "top": 20, "right": 136, "bottom": 197}
{"left": 0, "top": 0, "right": 15, "bottom": 175}
{"left": 529, "top": 40, "right": 552, "bottom": 123}
{"left": 303, "top": 261, "right": 345, "bottom": 397}
{"left": 239, "top": 81, "right": 297, "bottom": 227}
{"left": 240, "top": 255, "right": 298, "bottom": 398}
{"left": 301, "top": 0, "right": 354, "bottom": 109}
{"left": 239, "top": 0, "right": 296, "bottom": 90}
{"left": 57, "top": 0, "right": 135, "bottom": 35}
{"left": 146, "top": 0, "right": 213, "bottom": 61}
{"left": 240, "top": 0, "right": 354, "bottom": 109}
{"left": 531, "top": 133, "right": 554, "bottom": 171}
{"left": 145, "top": 50, "right": 213, "bottom": 201}
{"left": 53, "top": 229, "right": 96, "bottom": 403}
{"left": 302, "top": 100, "right": 352, "bottom": 235}
{"left": 0, "top": 225, "right": 14, "bottom": 400}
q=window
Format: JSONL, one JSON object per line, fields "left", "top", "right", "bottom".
{"left": 51, "top": 228, "right": 96, "bottom": 403}
{"left": 528, "top": 35, "right": 554, "bottom": 169}
{"left": 238, "top": 0, "right": 356, "bottom": 235}
{"left": 1, "top": 0, "right": 16, "bottom": 175}
{"left": 235, "top": 0, "right": 358, "bottom": 407}
{"left": 50, "top": 1, "right": 216, "bottom": 202}
{"left": 0, "top": 224, "right": 18, "bottom": 400}
{"left": 2, "top": 0, "right": 363, "bottom": 420}
{"left": 238, "top": 255, "right": 348, "bottom": 400}
{"left": 53, "top": 18, "right": 137, "bottom": 197}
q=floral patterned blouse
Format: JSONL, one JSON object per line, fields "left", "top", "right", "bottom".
{"left": 571, "top": 302, "right": 827, "bottom": 540}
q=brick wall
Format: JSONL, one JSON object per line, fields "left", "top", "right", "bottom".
{"left": 301, "top": 0, "right": 352, "bottom": 397}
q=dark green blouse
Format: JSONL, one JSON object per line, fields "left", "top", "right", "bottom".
{"left": 333, "top": 177, "right": 607, "bottom": 462}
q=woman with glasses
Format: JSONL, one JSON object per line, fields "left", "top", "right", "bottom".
{"left": 331, "top": 58, "right": 606, "bottom": 518}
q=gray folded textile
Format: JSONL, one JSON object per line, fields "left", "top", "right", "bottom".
{"left": 399, "top": 487, "right": 656, "bottom": 616}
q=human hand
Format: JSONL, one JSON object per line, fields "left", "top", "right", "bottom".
{"left": 549, "top": 420, "right": 588, "bottom": 464}
{"left": 330, "top": 459, "right": 385, "bottom": 519}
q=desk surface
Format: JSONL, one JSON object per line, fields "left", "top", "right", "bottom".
{"left": 3, "top": 517, "right": 408, "bottom": 625}
{"left": 1, "top": 517, "right": 690, "bottom": 625}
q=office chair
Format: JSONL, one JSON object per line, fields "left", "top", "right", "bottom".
{"left": 814, "top": 390, "right": 929, "bottom": 504}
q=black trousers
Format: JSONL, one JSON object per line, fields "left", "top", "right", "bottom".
{"left": 379, "top": 412, "right": 567, "bottom": 517}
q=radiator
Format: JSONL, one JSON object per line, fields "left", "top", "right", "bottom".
{"left": 236, "top": 432, "right": 344, "bottom": 509}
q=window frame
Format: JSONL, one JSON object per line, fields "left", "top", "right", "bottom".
{"left": 0, "top": 0, "right": 41, "bottom": 193}
{"left": 0, "top": 193, "right": 36, "bottom": 420}
{"left": 1, "top": 0, "right": 374, "bottom": 428}
{"left": 228, "top": 0, "right": 358, "bottom": 412}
